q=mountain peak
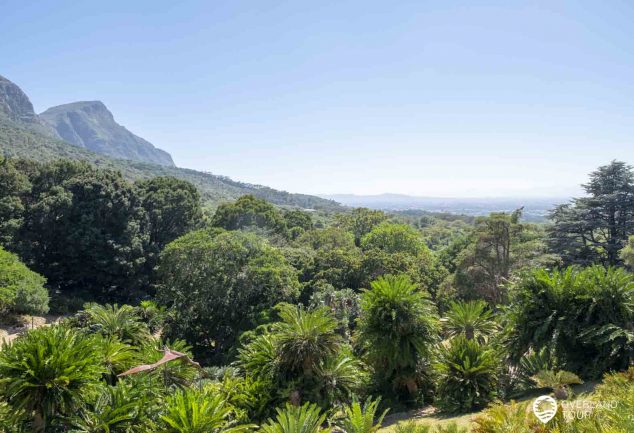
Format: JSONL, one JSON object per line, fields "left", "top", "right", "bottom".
{"left": 0, "top": 75, "right": 58, "bottom": 136}
{"left": 40, "top": 100, "right": 174, "bottom": 167}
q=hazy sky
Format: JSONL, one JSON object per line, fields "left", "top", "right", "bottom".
{"left": 2, "top": 1, "right": 634, "bottom": 197}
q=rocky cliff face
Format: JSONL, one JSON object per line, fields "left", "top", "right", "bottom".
{"left": 0, "top": 75, "right": 59, "bottom": 136}
{"left": 40, "top": 101, "right": 174, "bottom": 167}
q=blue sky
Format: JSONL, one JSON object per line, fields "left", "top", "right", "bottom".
{"left": 2, "top": 0, "right": 634, "bottom": 197}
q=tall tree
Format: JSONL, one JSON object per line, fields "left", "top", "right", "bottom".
{"left": 158, "top": 230, "right": 300, "bottom": 363}
{"left": 136, "top": 176, "right": 202, "bottom": 251}
{"left": 549, "top": 160, "right": 634, "bottom": 267}
{"left": 211, "top": 195, "right": 286, "bottom": 235}
{"left": 18, "top": 160, "right": 148, "bottom": 298}
{"left": 0, "top": 157, "right": 30, "bottom": 249}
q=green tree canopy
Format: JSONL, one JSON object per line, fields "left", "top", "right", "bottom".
{"left": 0, "top": 157, "right": 30, "bottom": 248}
{"left": 158, "top": 229, "right": 300, "bottom": 363}
{"left": 18, "top": 160, "right": 148, "bottom": 298}
{"left": 211, "top": 195, "right": 286, "bottom": 235}
{"left": 136, "top": 176, "right": 202, "bottom": 251}
{"left": 549, "top": 160, "right": 634, "bottom": 267}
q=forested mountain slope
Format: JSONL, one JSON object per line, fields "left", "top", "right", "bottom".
{"left": 0, "top": 75, "right": 340, "bottom": 210}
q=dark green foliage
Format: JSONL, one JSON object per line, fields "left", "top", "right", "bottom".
{"left": 283, "top": 209, "right": 313, "bottom": 239}
{"left": 0, "top": 326, "right": 104, "bottom": 431}
{"left": 453, "top": 210, "right": 557, "bottom": 304}
{"left": 18, "top": 160, "right": 148, "bottom": 299}
{"left": 0, "top": 157, "right": 30, "bottom": 248}
{"left": 136, "top": 176, "right": 202, "bottom": 251}
{"left": 434, "top": 336, "right": 499, "bottom": 413}
{"left": 549, "top": 160, "right": 634, "bottom": 267}
{"left": 507, "top": 266, "right": 634, "bottom": 378}
{"left": 158, "top": 230, "right": 300, "bottom": 363}
{"left": 211, "top": 195, "right": 287, "bottom": 235}
{"left": 357, "top": 275, "right": 439, "bottom": 404}
{"left": 0, "top": 245, "right": 48, "bottom": 315}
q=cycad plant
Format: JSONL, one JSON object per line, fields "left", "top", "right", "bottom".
{"left": 274, "top": 304, "right": 341, "bottom": 376}
{"left": 441, "top": 301, "right": 498, "bottom": 343}
{"left": 161, "top": 388, "right": 253, "bottom": 433}
{"left": 531, "top": 369, "right": 582, "bottom": 400}
{"left": 260, "top": 403, "right": 329, "bottom": 433}
{"left": 83, "top": 303, "right": 152, "bottom": 345}
{"left": 338, "top": 398, "right": 388, "bottom": 433}
{"left": 434, "top": 335, "right": 499, "bottom": 413}
{"left": 0, "top": 325, "right": 104, "bottom": 431}
{"left": 69, "top": 381, "right": 157, "bottom": 433}
{"left": 357, "top": 275, "right": 439, "bottom": 400}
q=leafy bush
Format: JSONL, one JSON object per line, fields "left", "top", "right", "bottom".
{"left": 161, "top": 388, "right": 252, "bottom": 433}
{"left": 531, "top": 369, "right": 582, "bottom": 400}
{"left": 338, "top": 398, "right": 388, "bottom": 433}
{"left": 260, "top": 403, "right": 329, "bottom": 433}
{"left": 434, "top": 336, "right": 499, "bottom": 412}
{"left": 507, "top": 266, "right": 634, "bottom": 378}
{"left": 0, "top": 325, "right": 104, "bottom": 431}
{"left": 238, "top": 305, "right": 365, "bottom": 410}
{"left": 81, "top": 303, "right": 152, "bottom": 345}
{"left": 0, "top": 246, "right": 48, "bottom": 315}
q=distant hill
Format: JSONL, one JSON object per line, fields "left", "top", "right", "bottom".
{"left": 40, "top": 100, "right": 175, "bottom": 167}
{"left": 320, "top": 193, "right": 567, "bottom": 222}
{"left": 0, "top": 74, "right": 340, "bottom": 211}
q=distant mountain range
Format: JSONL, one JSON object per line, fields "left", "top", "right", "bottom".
{"left": 320, "top": 193, "right": 569, "bottom": 221}
{"left": 0, "top": 74, "right": 340, "bottom": 211}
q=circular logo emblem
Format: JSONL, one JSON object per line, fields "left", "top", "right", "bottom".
{"left": 533, "top": 395, "right": 558, "bottom": 423}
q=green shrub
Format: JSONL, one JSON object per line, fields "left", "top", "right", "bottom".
{"left": 507, "top": 266, "right": 634, "bottom": 379}
{"left": 0, "top": 246, "right": 48, "bottom": 316}
{"left": 0, "top": 325, "right": 104, "bottom": 431}
{"left": 434, "top": 336, "right": 499, "bottom": 413}
{"left": 260, "top": 403, "right": 329, "bottom": 433}
{"left": 338, "top": 398, "right": 388, "bottom": 433}
{"left": 161, "top": 388, "right": 252, "bottom": 433}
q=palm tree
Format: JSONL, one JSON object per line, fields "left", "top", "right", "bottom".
{"left": 161, "top": 388, "right": 254, "bottom": 433}
{"left": 274, "top": 304, "right": 341, "bottom": 376}
{"left": 338, "top": 398, "right": 388, "bottom": 433}
{"left": 357, "top": 275, "right": 439, "bottom": 396}
{"left": 83, "top": 303, "right": 152, "bottom": 345}
{"left": 0, "top": 326, "right": 103, "bottom": 431}
{"left": 440, "top": 300, "right": 498, "bottom": 343}
{"left": 260, "top": 403, "right": 329, "bottom": 433}
{"left": 531, "top": 369, "right": 582, "bottom": 400}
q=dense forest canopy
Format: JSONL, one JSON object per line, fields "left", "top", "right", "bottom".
{"left": 1, "top": 159, "right": 634, "bottom": 432}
